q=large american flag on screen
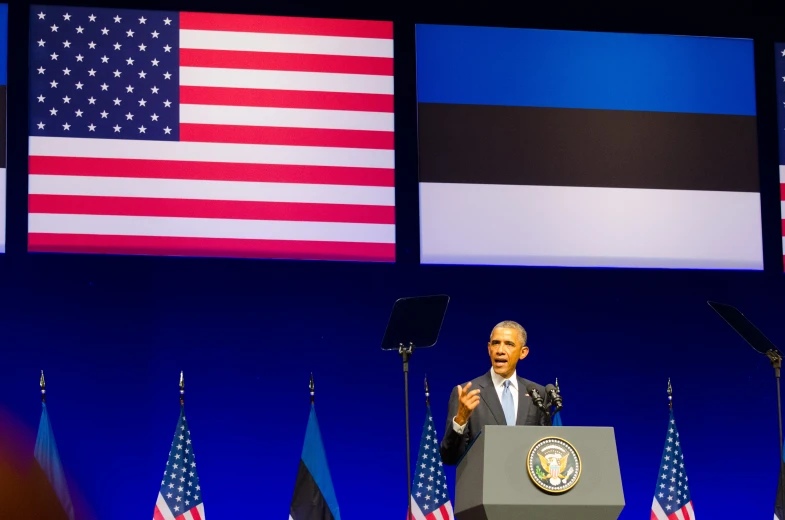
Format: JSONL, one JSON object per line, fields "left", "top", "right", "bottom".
{"left": 650, "top": 409, "right": 695, "bottom": 520}
{"left": 28, "top": 6, "right": 395, "bottom": 262}
{"left": 409, "top": 407, "right": 454, "bottom": 520}
{"left": 154, "top": 407, "right": 205, "bottom": 520}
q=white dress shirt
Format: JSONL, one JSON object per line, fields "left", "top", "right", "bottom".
{"left": 452, "top": 370, "right": 518, "bottom": 434}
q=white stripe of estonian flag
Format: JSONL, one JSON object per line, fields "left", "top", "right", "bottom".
{"left": 420, "top": 183, "right": 763, "bottom": 270}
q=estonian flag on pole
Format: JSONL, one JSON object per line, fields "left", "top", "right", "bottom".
{"left": 33, "top": 390, "right": 75, "bottom": 520}
{"left": 289, "top": 404, "right": 341, "bottom": 520}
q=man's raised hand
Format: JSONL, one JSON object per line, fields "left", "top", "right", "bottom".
{"left": 455, "top": 381, "right": 480, "bottom": 426}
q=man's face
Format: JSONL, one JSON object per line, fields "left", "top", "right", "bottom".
{"left": 487, "top": 327, "right": 529, "bottom": 379}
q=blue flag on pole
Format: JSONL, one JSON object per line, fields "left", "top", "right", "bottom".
{"left": 551, "top": 411, "right": 563, "bottom": 426}
{"left": 33, "top": 402, "right": 75, "bottom": 520}
{"left": 290, "top": 404, "right": 341, "bottom": 520}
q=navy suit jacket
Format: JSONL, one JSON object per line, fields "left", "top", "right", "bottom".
{"left": 439, "top": 371, "right": 551, "bottom": 466}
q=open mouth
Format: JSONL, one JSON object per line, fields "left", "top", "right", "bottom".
{"left": 493, "top": 359, "right": 507, "bottom": 367}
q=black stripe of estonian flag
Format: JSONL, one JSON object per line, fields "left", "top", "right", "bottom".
{"left": 418, "top": 102, "right": 758, "bottom": 193}
{"left": 290, "top": 460, "right": 336, "bottom": 520}
{"left": 290, "top": 405, "right": 341, "bottom": 520}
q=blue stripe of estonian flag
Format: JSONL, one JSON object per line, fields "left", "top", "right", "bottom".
{"left": 415, "top": 24, "right": 755, "bottom": 116}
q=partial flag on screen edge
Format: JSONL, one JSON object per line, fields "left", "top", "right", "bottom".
{"left": 33, "top": 401, "right": 75, "bottom": 520}
{"left": 28, "top": 6, "right": 394, "bottom": 263}
{"left": 153, "top": 404, "right": 205, "bottom": 520}
{"left": 773, "top": 44, "right": 785, "bottom": 271}
{"left": 650, "top": 408, "right": 695, "bottom": 520}
{"left": 408, "top": 406, "right": 454, "bottom": 520}
{"left": 290, "top": 404, "right": 341, "bottom": 520}
{"left": 0, "top": 3, "right": 7, "bottom": 254}
{"left": 551, "top": 411, "right": 562, "bottom": 426}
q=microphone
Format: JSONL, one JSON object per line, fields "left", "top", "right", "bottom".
{"left": 545, "top": 383, "right": 563, "bottom": 412}
{"left": 526, "top": 383, "right": 547, "bottom": 412}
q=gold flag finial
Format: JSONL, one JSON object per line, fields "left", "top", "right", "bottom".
{"left": 40, "top": 370, "right": 46, "bottom": 403}
{"left": 667, "top": 378, "right": 673, "bottom": 409}
{"left": 179, "top": 371, "right": 184, "bottom": 405}
{"left": 555, "top": 377, "right": 560, "bottom": 393}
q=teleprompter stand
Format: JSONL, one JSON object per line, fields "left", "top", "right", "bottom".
{"left": 381, "top": 295, "right": 450, "bottom": 520}
{"left": 708, "top": 301, "right": 785, "bottom": 512}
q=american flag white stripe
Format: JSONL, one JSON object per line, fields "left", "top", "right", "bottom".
{"left": 30, "top": 137, "right": 394, "bottom": 169}
{"left": 180, "top": 67, "right": 394, "bottom": 95}
{"left": 29, "top": 175, "right": 395, "bottom": 206}
{"left": 179, "top": 29, "right": 394, "bottom": 57}
{"left": 29, "top": 213, "right": 395, "bottom": 243}
{"left": 179, "top": 104, "right": 395, "bottom": 132}
{"left": 154, "top": 493, "right": 177, "bottom": 520}
{"left": 409, "top": 499, "right": 453, "bottom": 520}
{"left": 651, "top": 498, "right": 669, "bottom": 520}
{"left": 28, "top": 7, "right": 394, "bottom": 262}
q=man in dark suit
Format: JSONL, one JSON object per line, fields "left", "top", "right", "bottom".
{"left": 440, "top": 320, "right": 550, "bottom": 466}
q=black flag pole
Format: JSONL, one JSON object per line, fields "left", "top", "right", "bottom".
{"left": 310, "top": 373, "right": 315, "bottom": 405}
{"left": 179, "top": 370, "right": 184, "bottom": 406}
{"left": 40, "top": 370, "right": 46, "bottom": 403}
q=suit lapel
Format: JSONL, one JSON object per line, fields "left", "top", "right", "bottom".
{"left": 516, "top": 376, "right": 532, "bottom": 425}
{"left": 479, "top": 372, "right": 506, "bottom": 425}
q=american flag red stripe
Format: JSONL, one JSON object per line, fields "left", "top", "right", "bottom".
{"left": 29, "top": 233, "right": 395, "bottom": 261}
{"left": 180, "top": 86, "right": 393, "bottom": 112}
{"left": 180, "top": 49, "right": 393, "bottom": 76}
{"left": 153, "top": 497, "right": 205, "bottom": 520}
{"left": 651, "top": 498, "right": 695, "bottom": 520}
{"left": 180, "top": 123, "right": 394, "bottom": 149}
{"left": 28, "top": 8, "right": 395, "bottom": 261}
{"left": 179, "top": 11, "right": 392, "bottom": 38}
{"left": 781, "top": 167, "right": 785, "bottom": 269}
{"left": 29, "top": 156, "right": 394, "bottom": 186}
{"left": 29, "top": 195, "right": 395, "bottom": 224}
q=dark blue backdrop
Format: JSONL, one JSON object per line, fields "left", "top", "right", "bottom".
{"left": 2, "top": 2, "right": 785, "bottom": 520}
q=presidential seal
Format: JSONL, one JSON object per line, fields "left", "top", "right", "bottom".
{"left": 526, "top": 437, "right": 581, "bottom": 493}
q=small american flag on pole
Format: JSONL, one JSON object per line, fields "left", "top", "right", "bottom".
{"left": 28, "top": 6, "right": 395, "bottom": 262}
{"left": 154, "top": 406, "right": 205, "bottom": 520}
{"left": 409, "top": 406, "right": 454, "bottom": 520}
{"left": 650, "top": 408, "right": 695, "bottom": 520}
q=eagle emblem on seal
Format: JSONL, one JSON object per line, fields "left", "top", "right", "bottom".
{"left": 526, "top": 437, "right": 581, "bottom": 493}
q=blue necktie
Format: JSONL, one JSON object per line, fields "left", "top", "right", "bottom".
{"left": 502, "top": 380, "right": 515, "bottom": 426}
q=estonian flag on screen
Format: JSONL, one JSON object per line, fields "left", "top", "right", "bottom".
{"left": 289, "top": 405, "right": 341, "bottom": 520}
{"left": 415, "top": 25, "right": 762, "bottom": 270}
